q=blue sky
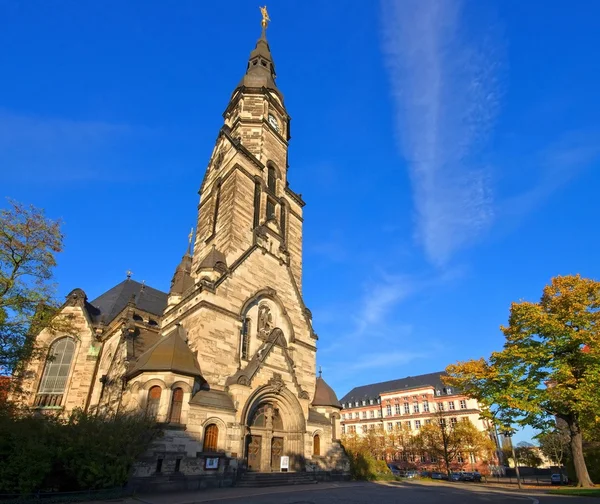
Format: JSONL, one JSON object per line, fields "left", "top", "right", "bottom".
{"left": 2, "top": 1, "right": 599, "bottom": 442}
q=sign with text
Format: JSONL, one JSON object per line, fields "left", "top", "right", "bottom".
{"left": 205, "top": 457, "right": 219, "bottom": 470}
{"left": 280, "top": 455, "right": 289, "bottom": 472}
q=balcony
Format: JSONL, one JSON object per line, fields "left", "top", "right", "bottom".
{"left": 34, "top": 393, "right": 64, "bottom": 408}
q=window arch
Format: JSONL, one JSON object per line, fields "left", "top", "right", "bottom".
{"left": 169, "top": 388, "right": 183, "bottom": 424}
{"left": 147, "top": 386, "right": 161, "bottom": 417}
{"left": 313, "top": 434, "right": 321, "bottom": 456}
{"left": 267, "top": 165, "right": 276, "bottom": 192}
{"left": 241, "top": 317, "right": 251, "bottom": 361}
{"left": 204, "top": 424, "right": 219, "bottom": 452}
{"left": 36, "top": 337, "right": 76, "bottom": 404}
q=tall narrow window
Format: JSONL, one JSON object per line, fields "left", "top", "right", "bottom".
{"left": 204, "top": 424, "right": 219, "bottom": 452}
{"left": 280, "top": 203, "right": 287, "bottom": 240}
{"left": 211, "top": 182, "right": 221, "bottom": 236}
{"left": 169, "top": 388, "right": 183, "bottom": 424}
{"left": 253, "top": 181, "right": 261, "bottom": 228}
{"left": 147, "top": 386, "right": 161, "bottom": 417}
{"left": 267, "top": 165, "right": 276, "bottom": 192}
{"left": 241, "top": 317, "right": 251, "bottom": 360}
{"left": 36, "top": 337, "right": 76, "bottom": 407}
{"left": 266, "top": 198, "right": 276, "bottom": 220}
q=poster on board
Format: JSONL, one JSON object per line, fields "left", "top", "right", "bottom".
{"left": 205, "top": 457, "right": 219, "bottom": 470}
{"left": 280, "top": 455, "right": 289, "bottom": 472}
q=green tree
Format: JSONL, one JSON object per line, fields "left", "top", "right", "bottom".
{"left": 0, "top": 200, "right": 70, "bottom": 384}
{"left": 445, "top": 275, "right": 599, "bottom": 487}
{"left": 537, "top": 426, "right": 570, "bottom": 468}
{"left": 514, "top": 442, "right": 543, "bottom": 468}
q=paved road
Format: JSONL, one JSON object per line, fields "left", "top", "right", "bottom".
{"left": 136, "top": 480, "right": 597, "bottom": 504}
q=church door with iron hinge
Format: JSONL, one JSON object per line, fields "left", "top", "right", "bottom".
{"left": 247, "top": 435, "right": 262, "bottom": 471}
{"left": 271, "top": 436, "right": 283, "bottom": 471}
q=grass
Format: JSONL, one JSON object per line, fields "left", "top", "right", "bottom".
{"left": 548, "top": 487, "right": 600, "bottom": 497}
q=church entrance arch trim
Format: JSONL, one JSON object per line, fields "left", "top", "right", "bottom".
{"left": 242, "top": 382, "right": 306, "bottom": 472}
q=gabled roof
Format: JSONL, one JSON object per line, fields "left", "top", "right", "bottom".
{"left": 126, "top": 325, "right": 203, "bottom": 379}
{"left": 88, "top": 279, "right": 167, "bottom": 324}
{"left": 189, "top": 389, "right": 236, "bottom": 412}
{"left": 339, "top": 371, "right": 458, "bottom": 405}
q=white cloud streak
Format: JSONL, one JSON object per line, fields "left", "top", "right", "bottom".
{"left": 381, "top": 0, "right": 502, "bottom": 265}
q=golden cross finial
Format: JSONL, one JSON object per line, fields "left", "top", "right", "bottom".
{"left": 260, "top": 5, "right": 270, "bottom": 30}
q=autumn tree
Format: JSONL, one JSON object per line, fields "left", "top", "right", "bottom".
{"left": 445, "top": 275, "right": 600, "bottom": 487}
{"left": 0, "top": 200, "right": 70, "bottom": 383}
{"left": 537, "top": 427, "right": 570, "bottom": 469}
{"left": 514, "top": 442, "right": 543, "bottom": 468}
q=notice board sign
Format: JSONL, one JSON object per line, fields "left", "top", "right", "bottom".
{"left": 280, "top": 455, "right": 289, "bottom": 472}
{"left": 205, "top": 457, "right": 219, "bottom": 470}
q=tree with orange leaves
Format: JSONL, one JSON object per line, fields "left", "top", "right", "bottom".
{"left": 445, "top": 275, "right": 599, "bottom": 488}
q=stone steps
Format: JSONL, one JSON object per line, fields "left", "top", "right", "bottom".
{"left": 236, "top": 472, "right": 317, "bottom": 487}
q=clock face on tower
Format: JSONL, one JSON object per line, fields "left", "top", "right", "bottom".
{"left": 268, "top": 113, "right": 280, "bottom": 132}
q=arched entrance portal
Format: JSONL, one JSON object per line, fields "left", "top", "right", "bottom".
{"left": 243, "top": 382, "right": 306, "bottom": 472}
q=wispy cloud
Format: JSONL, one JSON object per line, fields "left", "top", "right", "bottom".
{"left": 0, "top": 110, "right": 140, "bottom": 183}
{"left": 381, "top": 0, "right": 503, "bottom": 265}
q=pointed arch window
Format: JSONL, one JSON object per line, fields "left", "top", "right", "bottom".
{"left": 211, "top": 181, "right": 222, "bottom": 236}
{"left": 169, "top": 388, "right": 184, "bottom": 424}
{"left": 313, "top": 434, "right": 321, "bottom": 456}
{"left": 241, "top": 317, "right": 251, "bottom": 360}
{"left": 267, "top": 165, "right": 276, "bottom": 192}
{"left": 204, "top": 424, "right": 219, "bottom": 452}
{"left": 253, "top": 181, "right": 261, "bottom": 228}
{"left": 35, "top": 337, "right": 76, "bottom": 407}
{"left": 147, "top": 386, "right": 161, "bottom": 417}
{"left": 280, "top": 203, "right": 287, "bottom": 241}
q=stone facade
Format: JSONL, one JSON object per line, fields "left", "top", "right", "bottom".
{"left": 16, "top": 22, "right": 348, "bottom": 485}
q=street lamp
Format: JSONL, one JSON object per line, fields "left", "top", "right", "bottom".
{"left": 502, "top": 428, "right": 522, "bottom": 490}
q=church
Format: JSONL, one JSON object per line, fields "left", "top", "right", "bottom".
{"left": 18, "top": 10, "right": 347, "bottom": 483}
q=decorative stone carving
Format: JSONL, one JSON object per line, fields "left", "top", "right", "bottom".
{"left": 257, "top": 304, "right": 273, "bottom": 340}
{"left": 237, "top": 375, "right": 250, "bottom": 386}
{"left": 299, "top": 390, "right": 310, "bottom": 400}
{"left": 268, "top": 373, "right": 285, "bottom": 395}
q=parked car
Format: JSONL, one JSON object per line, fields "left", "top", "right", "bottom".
{"left": 449, "top": 472, "right": 463, "bottom": 481}
{"left": 405, "top": 470, "right": 419, "bottom": 479}
{"left": 551, "top": 473, "right": 569, "bottom": 485}
{"left": 431, "top": 471, "right": 448, "bottom": 480}
{"left": 387, "top": 464, "right": 402, "bottom": 476}
{"left": 460, "top": 472, "right": 482, "bottom": 482}
{"left": 420, "top": 470, "right": 431, "bottom": 478}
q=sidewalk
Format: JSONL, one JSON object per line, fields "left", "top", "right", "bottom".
{"left": 96, "top": 482, "right": 363, "bottom": 504}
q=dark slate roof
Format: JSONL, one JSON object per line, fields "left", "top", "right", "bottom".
{"left": 339, "top": 371, "right": 458, "bottom": 406}
{"left": 88, "top": 279, "right": 167, "bottom": 324}
{"left": 126, "top": 325, "right": 203, "bottom": 379}
{"left": 190, "top": 389, "right": 236, "bottom": 412}
{"left": 308, "top": 408, "right": 330, "bottom": 426}
{"left": 312, "top": 376, "right": 341, "bottom": 408}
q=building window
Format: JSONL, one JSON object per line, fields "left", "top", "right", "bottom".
{"left": 355, "top": 401, "right": 359, "bottom": 407}
{"left": 267, "top": 165, "right": 276, "bottom": 192}
{"left": 396, "top": 421, "right": 401, "bottom": 429}
{"left": 169, "top": 388, "right": 184, "bottom": 423}
{"left": 369, "top": 424, "right": 374, "bottom": 431}
{"left": 241, "top": 317, "right": 251, "bottom": 360}
{"left": 404, "top": 402, "right": 410, "bottom": 414}
{"left": 146, "top": 386, "right": 161, "bottom": 417}
{"left": 386, "top": 405, "right": 392, "bottom": 416}
{"left": 450, "top": 417, "right": 457, "bottom": 425}
{"left": 350, "top": 425, "right": 356, "bottom": 433}
{"left": 415, "top": 420, "right": 421, "bottom": 429}
{"left": 425, "top": 419, "right": 431, "bottom": 425}
{"left": 280, "top": 204, "right": 287, "bottom": 240}
{"left": 253, "top": 181, "right": 261, "bottom": 228}
{"left": 341, "top": 426, "right": 346, "bottom": 435}
{"left": 449, "top": 401, "right": 455, "bottom": 410}
{"left": 313, "top": 434, "right": 321, "bottom": 456}
{"left": 155, "top": 458, "right": 163, "bottom": 473}
{"left": 36, "top": 337, "right": 76, "bottom": 405}
{"left": 413, "top": 402, "right": 420, "bottom": 413}
{"left": 405, "top": 421, "right": 411, "bottom": 430}
{"left": 204, "top": 424, "right": 219, "bottom": 452}
{"left": 423, "top": 401, "right": 430, "bottom": 412}
{"left": 355, "top": 412, "right": 359, "bottom": 419}
{"left": 457, "top": 453, "right": 464, "bottom": 463}
{"left": 430, "top": 455, "right": 437, "bottom": 463}
{"left": 175, "top": 458, "right": 181, "bottom": 472}
{"left": 395, "top": 404, "right": 401, "bottom": 415}
{"left": 362, "top": 400, "right": 366, "bottom": 406}
{"left": 438, "top": 402, "right": 445, "bottom": 411}
{"left": 369, "top": 399, "right": 374, "bottom": 405}
{"left": 460, "top": 399, "right": 467, "bottom": 409}
{"left": 266, "top": 197, "right": 276, "bottom": 220}
{"left": 370, "top": 410, "right": 374, "bottom": 419}
{"left": 362, "top": 411, "right": 367, "bottom": 419}
{"left": 387, "top": 422, "right": 393, "bottom": 432}
{"left": 362, "top": 425, "right": 367, "bottom": 433}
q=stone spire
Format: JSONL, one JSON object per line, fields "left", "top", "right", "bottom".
{"left": 168, "top": 233, "right": 195, "bottom": 304}
{"left": 235, "top": 6, "right": 282, "bottom": 100}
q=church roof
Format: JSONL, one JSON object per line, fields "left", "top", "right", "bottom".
{"left": 197, "top": 246, "right": 227, "bottom": 271}
{"left": 88, "top": 278, "right": 167, "bottom": 324}
{"left": 312, "top": 376, "right": 341, "bottom": 408}
{"left": 308, "top": 408, "right": 330, "bottom": 425}
{"left": 189, "top": 389, "right": 236, "bottom": 412}
{"left": 126, "top": 325, "right": 203, "bottom": 379}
